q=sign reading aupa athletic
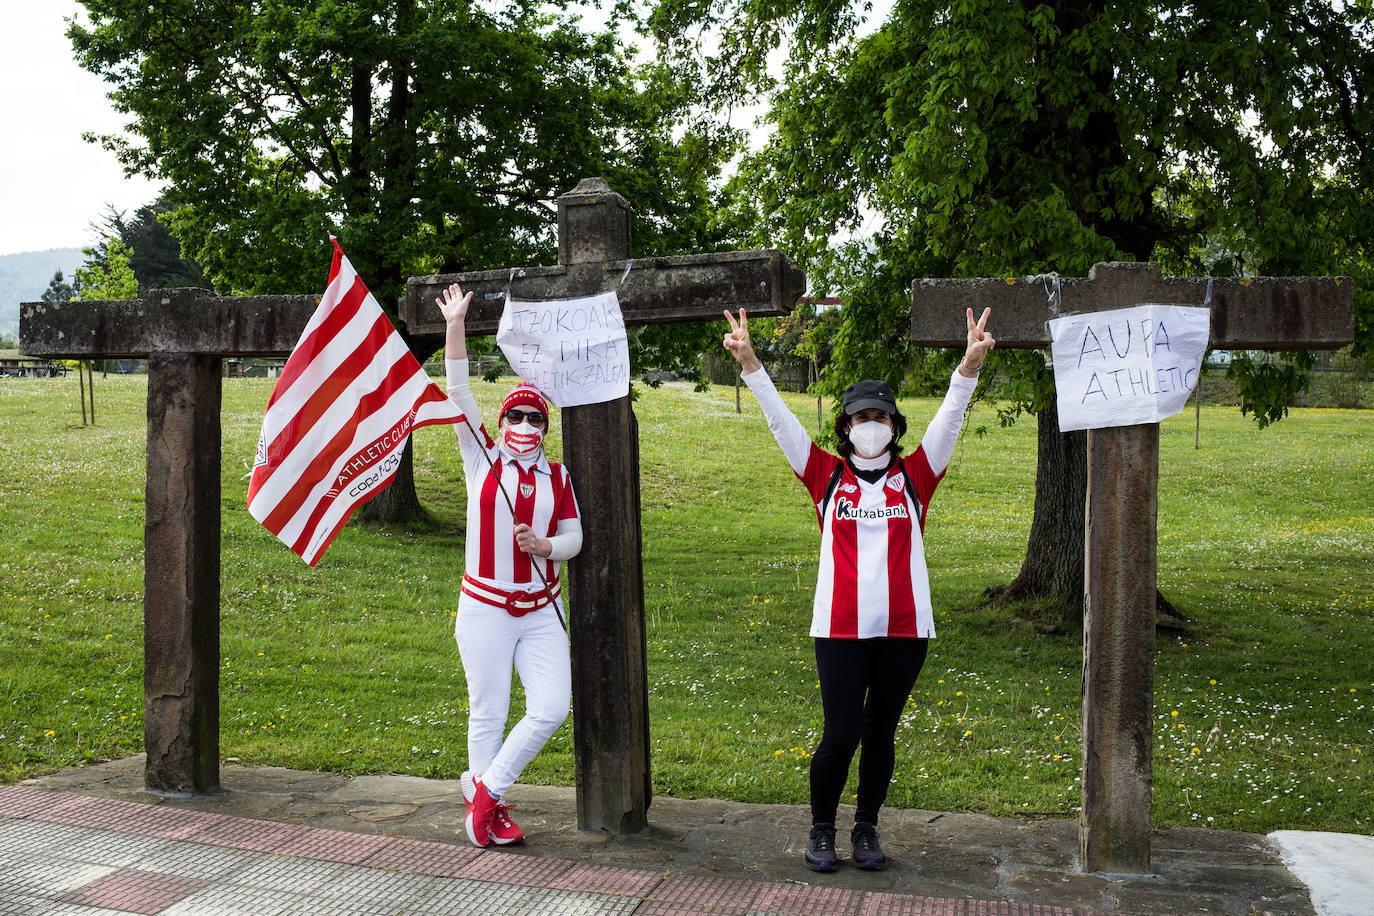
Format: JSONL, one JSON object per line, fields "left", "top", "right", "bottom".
{"left": 496, "top": 290, "right": 630, "bottom": 407}
{"left": 1049, "top": 304, "right": 1210, "bottom": 432}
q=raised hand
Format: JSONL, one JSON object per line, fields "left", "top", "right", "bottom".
{"left": 436, "top": 283, "right": 473, "bottom": 326}
{"left": 961, "top": 307, "right": 995, "bottom": 375}
{"left": 722, "top": 308, "right": 762, "bottom": 373}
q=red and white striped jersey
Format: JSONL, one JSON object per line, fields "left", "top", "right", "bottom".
{"left": 743, "top": 367, "right": 977, "bottom": 639}
{"left": 447, "top": 378, "right": 581, "bottom": 593}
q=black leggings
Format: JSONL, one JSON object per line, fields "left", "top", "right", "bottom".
{"left": 809, "top": 636, "right": 929, "bottom": 827}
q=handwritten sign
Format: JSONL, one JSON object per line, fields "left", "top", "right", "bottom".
{"left": 496, "top": 290, "right": 630, "bottom": 407}
{"left": 1049, "top": 304, "right": 1210, "bottom": 432}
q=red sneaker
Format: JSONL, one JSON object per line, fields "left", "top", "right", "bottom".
{"left": 464, "top": 774, "right": 498, "bottom": 848}
{"left": 488, "top": 802, "right": 525, "bottom": 846}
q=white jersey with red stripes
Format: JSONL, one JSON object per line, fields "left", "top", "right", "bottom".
{"left": 445, "top": 381, "right": 580, "bottom": 598}
{"left": 743, "top": 367, "right": 977, "bottom": 639}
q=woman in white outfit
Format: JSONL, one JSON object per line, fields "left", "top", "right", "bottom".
{"left": 436, "top": 283, "right": 583, "bottom": 848}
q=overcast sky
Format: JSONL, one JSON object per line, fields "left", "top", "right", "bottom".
{"left": 0, "top": 2, "right": 164, "bottom": 256}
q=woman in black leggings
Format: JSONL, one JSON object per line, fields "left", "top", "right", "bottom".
{"left": 722, "top": 306, "right": 994, "bottom": 871}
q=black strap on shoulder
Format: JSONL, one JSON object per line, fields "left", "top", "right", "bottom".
{"left": 902, "top": 465, "right": 923, "bottom": 523}
{"left": 821, "top": 461, "right": 845, "bottom": 515}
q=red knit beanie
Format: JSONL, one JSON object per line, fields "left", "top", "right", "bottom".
{"left": 500, "top": 382, "right": 549, "bottom": 420}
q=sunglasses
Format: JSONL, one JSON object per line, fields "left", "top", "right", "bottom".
{"left": 502, "top": 408, "right": 547, "bottom": 428}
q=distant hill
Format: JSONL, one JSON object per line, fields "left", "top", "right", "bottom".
{"left": 0, "top": 248, "right": 86, "bottom": 342}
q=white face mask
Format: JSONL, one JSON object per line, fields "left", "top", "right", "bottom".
{"left": 849, "top": 420, "right": 893, "bottom": 458}
{"left": 501, "top": 422, "right": 543, "bottom": 457}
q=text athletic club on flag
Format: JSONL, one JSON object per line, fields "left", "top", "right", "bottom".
{"left": 247, "top": 239, "right": 462, "bottom": 565}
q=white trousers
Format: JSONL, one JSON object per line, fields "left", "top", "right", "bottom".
{"left": 454, "top": 592, "right": 571, "bottom": 798}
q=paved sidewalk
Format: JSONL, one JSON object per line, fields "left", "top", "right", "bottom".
{"left": 1, "top": 785, "right": 1089, "bottom": 916}
{"left": 3, "top": 757, "right": 1326, "bottom": 914}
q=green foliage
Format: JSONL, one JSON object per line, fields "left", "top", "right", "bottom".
{"left": 40, "top": 271, "right": 77, "bottom": 304}
{"left": 770, "top": 301, "right": 842, "bottom": 367}
{"left": 655, "top": 0, "right": 1373, "bottom": 429}
{"left": 70, "top": 0, "right": 745, "bottom": 383}
{"left": 1226, "top": 351, "right": 1316, "bottom": 429}
{"left": 79, "top": 202, "right": 206, "bottom": 297}
{"left": 115, "top": 200, "right": 207, "bottom": 293}
{"left": 74, "top": 237, "right": 138, "bottom": 301}
{"left": 631, "top": 321, "right": 720, "bottom": 389}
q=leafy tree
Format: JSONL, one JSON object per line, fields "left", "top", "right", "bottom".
{"left": 75, "top": 237, "right": 138, "bottom": 302}
{"left": 84, "top": 202, "right": 206, "bottom": 296}
{"left": 67, "top": 237, "right": 139, "bottom": 402}
{"left": 120, "top": 201, "right": 208, "bottom": 293}
{"left": 650, "top": 0, "right": 1373, "bottom": 626}
{"left": 41, "top": 271, "right": 78, "bottom": 303}
{"left": 71, "top": 0, "right": 742, "bottom": 522}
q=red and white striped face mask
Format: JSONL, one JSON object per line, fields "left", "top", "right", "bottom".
{"left": 501, "top": 422, "right": 543, "bottom": 456}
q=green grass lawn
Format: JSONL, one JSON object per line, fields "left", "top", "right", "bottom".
{"left": 1, "top": 372, "right": 1369, "bottom": 836}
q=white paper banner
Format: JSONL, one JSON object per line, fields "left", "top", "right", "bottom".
{"left": 496, "top": 290, "right": 630, "bottom": 407}
{"left": 1049, "top": 304, "right": 1210, "bottom": 432}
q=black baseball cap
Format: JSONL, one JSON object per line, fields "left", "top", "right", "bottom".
{"left": 842, "top": 379, "right": 897, "bottom": 415}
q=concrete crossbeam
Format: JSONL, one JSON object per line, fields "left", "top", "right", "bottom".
{"left": 20, "top": 288, "right": 318, "bottom": 359}
{"left": 911, "top": 263, "right": 1354, "bottom": 349}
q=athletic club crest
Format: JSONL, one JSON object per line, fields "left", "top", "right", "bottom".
{"left": 885, "top": 474, "right": 906, "bottom": 492}
{"left": 519, "top": 483, "right": 535, "bottom": 499}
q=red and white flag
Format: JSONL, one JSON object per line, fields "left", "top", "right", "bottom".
{"left": 247, "top": 239, "right": 462, "bottom": 565}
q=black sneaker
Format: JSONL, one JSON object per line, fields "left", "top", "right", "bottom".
{"left": 804, "top": 822, "right": 839, "bottom": 872}
{"left": 851, "top": 821, "right": 887, "bottom": 870}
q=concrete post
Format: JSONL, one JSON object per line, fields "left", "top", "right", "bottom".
{"left": 144, "top": 353, "right": 223, "bottom": 794}
{"left": 558, "top": 179, "right": 653, "bottom": 833}
{"left": 1081, "top": 423, "right": 1158, "bottom": 873}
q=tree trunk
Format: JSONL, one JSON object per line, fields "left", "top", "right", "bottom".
{"left": 988, "top": 405, "right": 1191, "bottom": 635}
{"left": 988, "top": 406, "right": 1087, "bottom": 630}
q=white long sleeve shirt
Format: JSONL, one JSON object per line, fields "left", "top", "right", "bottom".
{"left": 743, "top": 367, "right": 977, "bottom": 639}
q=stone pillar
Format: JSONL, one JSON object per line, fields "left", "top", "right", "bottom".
{"left": 1081, "top": 423, "right": 1158, "bottom": 873}
{"left": 144, "top": 353, "right": 222, "bottom": 794}
{"left": 558, "top": 179, "right": 652, "bottom": 833}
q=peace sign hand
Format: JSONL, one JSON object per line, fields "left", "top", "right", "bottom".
{"left": 722, "top": 309, "right": 762, "bottom": 373}
{"left": 436, "top": 283, "right": 473, "bottom": 326}
{"left": 961, "top": 307, "right": 995, "bottom": 376}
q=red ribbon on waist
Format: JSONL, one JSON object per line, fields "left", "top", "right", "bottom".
{"left": 461, "top": 573, "right": 561, "bottom": 617}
